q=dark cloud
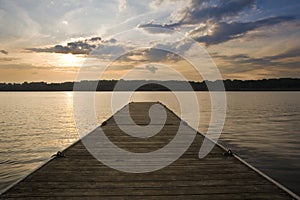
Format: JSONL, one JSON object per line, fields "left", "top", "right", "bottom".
{"left": 108, "top": 38, "right": 117, "bottom": 43}
{"left": 153, "top": 39, "right": 194, "bottom": 58}
{"left": 0, "top": 50, "right": 8, "bottom": 55}
{"left": 137, "top": 22, "right": 181, "bottom": 33}
{"left": 26, "top": 36, "right": 121, "bottom": 55}
{"left": 142, "top": 48, "right": 182, "bottom": 62}
{"left": 91, "top": 43, "right": 126, "bottom": 57}
{"left": 191, "top": 16, "right": 295, "bottom": 45}
{"left": 89, "top": 37, "right": 101, "bottom": 42}
{"left": 144, "top": 48, "right": 171, "bottom": 62}
{"left": 118, "top": 48, "right": 182, "bottom": 64}
{"left": 177, "top": 0, "right": 256, "bottom": 24}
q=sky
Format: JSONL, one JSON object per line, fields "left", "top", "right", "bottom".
{"left": 0, "top": 0, "right": 300, "bottom": 83}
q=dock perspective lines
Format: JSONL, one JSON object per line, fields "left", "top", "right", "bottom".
{"left": 1, "top": 102, "right": 298, "bottom": 199}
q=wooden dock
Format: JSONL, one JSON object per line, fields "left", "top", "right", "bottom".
{"left": 1, "top": 102, "right": 298, "bottom": 199}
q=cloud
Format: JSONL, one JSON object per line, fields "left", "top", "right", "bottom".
{"left": 190, "top": 16, "right": 295, "bottom": 45}
{"left": 145, "top": 65, "right": 158, "bottom": 73}
{"left": 118, "top": 48, "right": 164, "bottom": 62}
{"left": 116, "top": 46, "right": 183, "bottom": 65}
{"left": 153, "top": 39, "right": 194, "bottom": 57}
{"left": 0, "top": 63, "right": 57, "bottom": 70}
{"left": 26, "top": 36, "right": 122, "bottom": 55}
{"left": 0, "top": 57, "right": 20, "bottom": 62}
{"left": 0, "top": 50, "right": 8, "bottom": 55}
{"left": 26, "top": 36, "right": 128, "bottom": 62}
{"left": 141, "top": 48, "right": 182, "bottom": 62}
{"left": 91, "top": 43, "right": 126, "bottom": 57}
{"left": 139, "top": 0, "right": 256, "bottom": 31}
{"left": 176, "top": 0, "right": 256, "bottom": 24}
{"left": 266, "top": 48, "right": 300, "bottom": 60}
{"left": 137, "top": 22, "right": 181, "bottom": 34}
{"left": 137, "top": 0, "right": 296, "bottom": 46}
{"left": 210, "top": 51, "right": 300, "bottom": 78}
{"left": 213, "top": 46, "right": 300, "bottom": 70}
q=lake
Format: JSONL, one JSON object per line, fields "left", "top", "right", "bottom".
{"left": 0, "top": 92, "right": 299, "bottom": 195}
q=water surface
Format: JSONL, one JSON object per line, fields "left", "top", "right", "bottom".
{"left": 0, "top": 92, "right": 299, "bottom": 195}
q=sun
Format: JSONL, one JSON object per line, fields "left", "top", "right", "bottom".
{"left": 58, "top": 54, "right": 85, "bottom": 67}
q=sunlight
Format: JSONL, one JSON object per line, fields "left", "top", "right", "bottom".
{"left": 57, "top": 54, "right": 85, "bottom": 67}
{"left": 66, "top": 92, "right": 73, "bottom": 98}
{"left": 65, "top": 92, "right": 74, "bottom": 105}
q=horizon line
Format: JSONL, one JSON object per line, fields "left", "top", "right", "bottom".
{"left": 1, "top": 77, "right": 299, "bottom": 85}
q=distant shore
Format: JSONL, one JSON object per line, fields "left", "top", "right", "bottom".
{"left": 0, "top": 78, "right": 299, "bottom": 91}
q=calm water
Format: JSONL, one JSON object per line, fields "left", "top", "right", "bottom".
{"left": 0, "top": 92, "right": 299, "bottom": 195}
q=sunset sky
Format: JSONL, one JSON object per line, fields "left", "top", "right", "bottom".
{"left": 0, "top": 0, "right": 300, "bottom": 83}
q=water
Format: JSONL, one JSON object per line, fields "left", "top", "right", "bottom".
{"left": 0, "top": 92, "right": 299, "bottom": 195}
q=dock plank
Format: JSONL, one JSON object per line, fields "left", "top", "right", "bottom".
{"left": 0, "top": 102, "right": 297, "bottom": 199}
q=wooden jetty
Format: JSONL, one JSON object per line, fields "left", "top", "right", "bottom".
{"left": 1, "top": 102, "right": 299, "bottom": 199}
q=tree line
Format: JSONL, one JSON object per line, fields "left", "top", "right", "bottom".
{"left": 0, "top": 78, "right": 299, "bottom": 91}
